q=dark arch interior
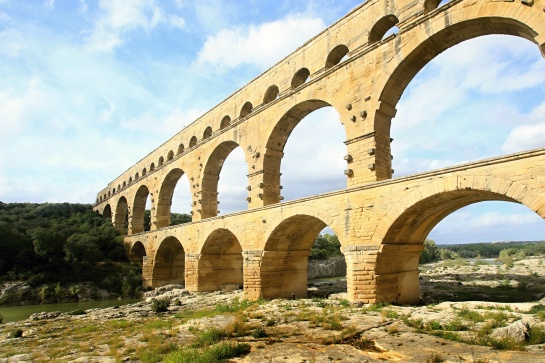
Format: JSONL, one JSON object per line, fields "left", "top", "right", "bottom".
{"left": 263, "top": 85, "right": 279, "bottom": 104}
{"left": 177, "top": 143, "right": 185, "bottom": 154}
{"left": 203, "top": 126, "right": 212, "bottom": 139}
{"left": 152, "top": 236, "right": 185, "bottom": 288}
{"left": 368, "top": 15, "right": 399, "bottom": 43}
{"left": 129, "top": 241, "right": 147, "bottom": 265}
{"left": 198, "top": 229, "right": 243, "bottom": 292}
{"left": 325, "top": 44, "right": 349, "bottom": 69}
{"left": 102, "top": 204, "right": 112, "bottom": 220}
{"left": 114, "top": 197, "right": 128, "bottom": 235}
{"left": 189, "top": 136, "right": 197, "bottom": 147}
{"left": 240, "top": 102, "right": 253, "bottom": 118}
{"left": 132, "top": 185, "right": 150, "bottom": 233}
{"left": 291, "top": 68, "right": 310, "bottom": 89}
{"left": 220, "top": 115, "right": 231, "bottom": 129}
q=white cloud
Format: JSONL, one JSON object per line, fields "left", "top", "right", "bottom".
{"left": 84, "top": 0, "right": 184, "bottom": 52}
{"left": 79, "top": 0, "right": 88, "bottom": 13}
{"left": 44, "top": 0, "right": 55, "bottom": 10}
{"left": 195, "top": 14, "right": 326, "bottom": 72}
{"left": 0, "top": 28, "right": 25, "bottom": 57}
{"left": 501, "top": 122, "right": 545, "bottom": 153}
{"left": 119, "top": 107, "right": 205, "bottom": 138}
{"left": 169, "top": 15, "right": 186, "bottom": 30}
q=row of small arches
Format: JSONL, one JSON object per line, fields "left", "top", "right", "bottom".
{"left": 97, "top": 2, "right": 451, "bottom": 204}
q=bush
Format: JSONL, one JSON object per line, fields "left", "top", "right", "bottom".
{"left": 68, "top": 309, "right": 86, "bottom": 315}
{"left": 151, "top": 298, "right": 170, "bottom": 313}
{"left": 252, "top": 326, "right": 267, "bottom": 338}
{"left": 8, "top": 329, "right": 23, "bottom": 338}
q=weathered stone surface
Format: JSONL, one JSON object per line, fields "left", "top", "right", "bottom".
{"left": 307, "top": 257, "right": 347, "bottom": 280}
{"left": 92, "top": 0, "right": 545, "bottom": 304}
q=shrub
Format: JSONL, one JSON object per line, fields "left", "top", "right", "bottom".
{"left": 151, "top": 298, "right": 170, "bottom": 313}
{"left": 426, "top": 352, "right": 444, "bottom": 363}
{"left": 68, "top": 309, "right": 86, "bottom": 315}
{"left": 8, "top": 329, "right": 23, "bottom": 338}
{"left": 252, "top": 326, "right": 267, "bottom": 339}
{"left": 192, "top": 328, "right": 227, "bottom": 348}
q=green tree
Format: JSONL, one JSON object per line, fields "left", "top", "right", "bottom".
{"left": 419, "top": 239, "right": 440, "bottom": 264}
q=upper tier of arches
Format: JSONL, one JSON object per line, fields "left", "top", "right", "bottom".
{"left": 95, "top": 0, "right": 545, "bottom": 230}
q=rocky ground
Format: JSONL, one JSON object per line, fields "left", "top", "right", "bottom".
{"left": 1, "top": 257, "right": 545, "bottom": 362}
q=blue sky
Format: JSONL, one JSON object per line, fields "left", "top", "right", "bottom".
{"left": 1, "top": 0, "right": 544, "bottom": 244}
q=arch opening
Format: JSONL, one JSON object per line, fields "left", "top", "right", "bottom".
{"left": 189, "top": 136, "right": 197, "bottom": 148}
{"left": 424, "top": 0, "right": 452, "bottom": 13}
{"left": 197, "top": 229, "right": 243, "bottom": 292}
{"left": 150, "top": 163, "right": 155, "bottom": 172}
{"left": 157, "top": 168, "right": 192, "bottom": 229}
{"left": 264, "top": 102, "right": 346, "bottom": 204}
{"left": 261, "top": 215, "right": 345, "bottom": 299}
{"left": 114, "top": 197, "right": 128, "bottom": 235}
{"left": 375, "top": 188, "right": 545, "bottom": 305}
{"left": 325, "top": 44, "right": 349, "bottom": 69}
{"left": 135, "top": 172, "right": 140, "bottom": 180}
{"left": 263, "top": 85, "right": 279, "bottom": 104}
{"left": 201, "top": 141, "right": 247, "bottom": 218}
{"left": 131, "top": 185, "right": 151, "bottom": 234}
{"left": 158, "top": 156, "right": 164, "bottom": 167}
{"left": 142, "top": 168, "right": 147, "bottom": 176}
{"left": 390, "top": 34, "right": 545, "bottom": 178}
{"left": 152, "top": 236, "right": 185, "bottom": 288}
{"left": 369, "top": 15, "right": 399, "bottom": 43}
{"left": 177, "top": 143, "right": 185, "bottom": 155}
{"left": 203, "top": 126, "right": 212, "bottom": 140}
{"left": 291, "top": 68, "right": 310, "bottom": 89}
{"left": 129, "top": 241, "right": 147, "bottom": 265}
{"left": 240, "top": 101, "right": 253, "bottom": 118}
{"left": 167, "top": 150, "right": 174, "bottom": 161}
{"left": 102, "top": 204, "right": 112, "bottom": 222}
{"left": 220, "top": 115, "right": 231, "bottom": 130}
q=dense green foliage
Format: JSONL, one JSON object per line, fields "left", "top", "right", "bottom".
{"left": 0, "top": 202, "right": 135, "bottom": 291}
{"left": 142, "top": 210, "right": 191, "bottom": 231}
{"left": 310, "top": 233, "right": 341, "bottom": 260}
{"left": 443, "top": 241, "right": 545, "bottom": 259}
{"left": 419, "top": 239, "right": 545, "bottom": 264}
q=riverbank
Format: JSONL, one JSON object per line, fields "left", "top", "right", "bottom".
{"left": 1, "top": 256, "right": 545, "bottom": 362}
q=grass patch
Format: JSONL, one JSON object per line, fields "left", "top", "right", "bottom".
{"left": 163, "top": 342, "right": 251, "bottom": 363}
{"left": 175, "top": 309, "right": 220, "bottom": 323}
{"left": 192, "top": 328, "right": 227, "bottom": 348}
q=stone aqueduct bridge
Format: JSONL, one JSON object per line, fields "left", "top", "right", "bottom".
{"left": 94, "top": 0, "right": 545, "bottom": 304}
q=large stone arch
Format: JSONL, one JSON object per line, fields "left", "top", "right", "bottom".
{"left": 372, "top": 175, "right": 545, "bottom": 304}
{"left": 372, "top": 7, "right": 545, "bottom": 175}
{"left": 196, "top": 228, "right": 243, "bottom": 292}
{"left": 102, "top": 204, "right": 112, "bottom": 222}
{"left": 156, "top": 168, "right": 188, "bottom": 229}
{"left": 131, "top": 185, "right": 150, "bottom": 234}
{"left": 261, "top": 99, "right": 347, "bottom": 205}
{"left": 260, "top": 214, "right": 343, "bottom": 299}
{"left": 151, "top": 236, "right": 185, "bottom": 288}
{"left": 114, "top": 197, "right": 128, "bottom": 234}
{"left": 200, "top": 140, "right": 249, "bottom": 219}
{"left": 128, "top": 241, "right": 147, "bottom": 265}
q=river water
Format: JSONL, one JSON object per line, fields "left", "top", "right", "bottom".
{"left": 0, "top": 298, "right": 141, "bottom": 323}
